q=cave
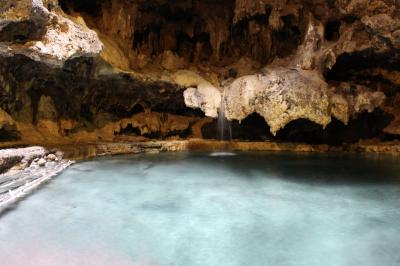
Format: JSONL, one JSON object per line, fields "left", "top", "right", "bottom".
{"left": 0, "top": 0, "right": 399, "bottom": 146}
{"left": 2, "top": 1, "right": 400, "bottom": 265}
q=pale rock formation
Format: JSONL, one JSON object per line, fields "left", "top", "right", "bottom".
{"left": 30, "top": 13, "right": 102, "bottom": 64}
{"left": 224, "top": 68, "right": 331, "bottom": 135}
{"left": 329, "top": 83, "right": 386, "bottom": 124}
{"left": 184, "top": 85, "right": 221, "bottom": 118}
{"left": 175, "top": 70, "right": 221, "bottom": 118}
{"left": 0, "top": 0, "right": 102, "bottom": 67}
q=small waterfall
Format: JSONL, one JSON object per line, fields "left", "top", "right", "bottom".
{"left": 210, "top": 92, "right": 236, "bottom": 156}
{"left": 217, "top": 94, "right": 232, "bottom": 141}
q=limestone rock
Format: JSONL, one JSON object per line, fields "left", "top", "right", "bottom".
{"left": 224, "top": 68, "right": 331, "bottom": 135}
{"left": 0, "top": 0, "right": 102, "bottom": 67}
{"left": 47, "top": 153, "right": 56, "bottom": 161}
{"left": 37, "top": 158, "right": 46, "bottom": 167}
{"left": 0, "top": 0, "right": 399, "bottom": 145}
{"left": 184, "top": 84, "right": 221, "bottom": 118}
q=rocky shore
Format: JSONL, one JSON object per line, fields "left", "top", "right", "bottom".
{"left": 0, "top": 146, "right": 73, "bottom": 214}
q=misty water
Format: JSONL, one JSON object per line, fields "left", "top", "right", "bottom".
{"left": 1, "top": 152, "right": 400, "bottom": 266}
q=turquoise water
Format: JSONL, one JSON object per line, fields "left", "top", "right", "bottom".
{"left": 1, "top": 152, "right": 400, "bottom": 266}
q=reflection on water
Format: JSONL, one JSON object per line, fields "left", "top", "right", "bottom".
{"left": 210, "top": 152, "right": 236, "bottom": 157}
{"left": 1, "top": 152, "right": 400, "bottom": 266}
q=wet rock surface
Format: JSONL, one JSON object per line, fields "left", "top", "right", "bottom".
{"left": 0, "top": 146, "right": 73, "bottom": 214}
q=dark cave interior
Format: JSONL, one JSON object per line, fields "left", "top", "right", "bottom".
{"left": 59, "top": 0, "right": 304, "bottom": 66}
{"left": 201, "top": 110, "right": 396, "bottom": 144}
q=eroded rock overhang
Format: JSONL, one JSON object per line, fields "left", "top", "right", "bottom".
{"left": 0, "top": 0, "right": 399, "bottom": 144}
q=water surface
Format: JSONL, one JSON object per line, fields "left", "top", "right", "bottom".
{"left": 1, "top": 152, "right": 400, "bottom": 266}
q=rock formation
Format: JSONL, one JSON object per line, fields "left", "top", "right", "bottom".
{"left": 0, "top": 0, "right": 399, "bottom": 146}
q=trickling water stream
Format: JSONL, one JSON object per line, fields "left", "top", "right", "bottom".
{"left": 218, "top": 94, "right": 232, "bottom": 142}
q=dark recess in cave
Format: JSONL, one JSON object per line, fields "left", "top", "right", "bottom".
{"left": 202, "top": 113, "right": 272, "bottom": 141}
{"left": 325, "top": 51, "right": 400, "bottom": 81}
{"left": 0, "top": 21, "right": 40, "bottom": 43}
{"left": 275, "top": 109, "right": 394, "bottom": 145}
{"left": 0, "top": 128, "right": 21, "bottom": 142}
{"left": 59, "top": 0, "right": 304, "bottom": 66}
{"left": 80, "top": 104, "right": 93, "bottom": 122}
{"left": 59, "top": 0, "right": 102, "bottom": 17}
{"left": 202, "top": 110, "right": 395, "bottom": 144}
{"left": 117, "top": 124, "right": 141, "bottom": 136}
{"left": 117, "top": 123, "right": 193, "bottom": 140}
{"left": 232, "top": 113, "right": 273, "bottom": 140}
{"left": 324, "top": 20, "right": 341, "bottom": 41}
{"left": 324, "top": 50, "right": 400, "bottom": 96}
{"left": 108, "top": 104, "right": 145, "bottom": 119}
{"left": 273, "top": 15, "right": 302, "bottom": 58}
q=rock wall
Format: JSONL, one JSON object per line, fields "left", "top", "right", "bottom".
{"left": 0, "top": 0, "right": 399, "bottom": 145}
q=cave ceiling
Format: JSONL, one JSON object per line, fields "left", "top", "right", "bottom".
{"left": 0, "top": 0, "right": 399, "bottom": 144}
